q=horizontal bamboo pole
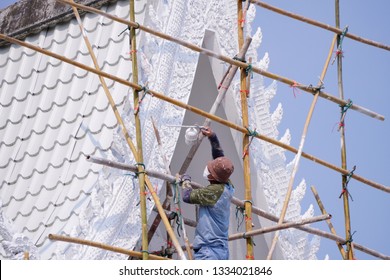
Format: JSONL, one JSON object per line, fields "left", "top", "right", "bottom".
{"left": 87, "top": 155, "right": 390, "bottom": 260}
{"left": 1, "top": 34, "right": 387, "bottom": 193}
{"left": 48, "top": 234, "right": 169, "bottom": 260}
{"left": 56, "top": 0, "right": 384, "bottom": 121}
{"left": 229, "top": 214, "right": 331, "bottom": 241}
{"left": 250, "top": 0, "right": 390, "bottom": 52}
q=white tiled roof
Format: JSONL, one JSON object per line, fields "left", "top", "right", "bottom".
{"left": 0, "top": 0, "right": 137, "bottom": 259}
{"left": 1, "top": 0, "right": 319, "bottom": 260}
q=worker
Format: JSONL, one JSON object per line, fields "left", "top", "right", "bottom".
{"left": 181, "top": 126, "right": 235, "bottom": 260}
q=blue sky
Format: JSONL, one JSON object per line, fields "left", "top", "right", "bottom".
{"left": 253, "top": 1, "right": 389, "bottom": 260}
{"left": 1, "top": 0, "right": 389, "bottom": 260}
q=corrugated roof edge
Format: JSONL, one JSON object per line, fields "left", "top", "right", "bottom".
{"left": 0, "top": 0, "right": 122, "bottom": 47}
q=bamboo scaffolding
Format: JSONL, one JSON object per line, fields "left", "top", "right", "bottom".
{"left": 129, "top": 0, "right": 149, "bottom": 260}
{"left": 48, "top": 234, "right": 169, "bottom": 260}
{"left": 250, "top": 0, "right": 390, "bottom": 52}
{"left": 179, "top": 37, "right": 252, "bottom": 174}
{"left": 238, "top": 0, "right": 254, "bottom": 260}
{"left": 149, "top": 119, "right": 193, "bottom": 259}
{"left": 311, "top": 186, "right": 346, "bottom": 259}
{"left": 56, "top": 0, "right": 385, "bottom": 121}
{"left": 229, "top": 214, "right": 331, "bottom": 241}
{"left": 147, "top": 118, "right": 174, "bottom": 245}
{"left": 152, "top": 207, "right": 198, "bottom": 228}
{"left": 1, "top": 34, "right": 387, "bottom": 192}
{"left": 87, "top": 155, "right": 390, "bottom": 260}
{"left": 68, "top": 1, "right": 184, "bottom": 260}
{"left": 267, "top": 35, "right": 338, "bottom": 260}
{"left": 335, "top": 0, "right": 354, "bottom": 260}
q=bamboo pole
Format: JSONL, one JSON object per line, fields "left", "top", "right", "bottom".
{"left": 2, "top": 33, "right": 387, "bottom": 194}
{"left": 229, "top": 214, "right": 331, "bottom": 241}
{"left": 48, "top": 234, "right": 169, "bottom": 260}
{"left": 147, "top": 118, "right": 174, "bottom": 245}
{"left": 179, "top": 37, "right": 252, "bottom": 174}
{"left": 69, "top": 1, "right": 183, "bottom": 259}
{"left": 267, "top": 35, "right": 338, "bottom": 260}
{"left": 335, "top": 0, "right": 354, "bottom": 260}
{"left": 87, "top": 155, "right": 390, "bottom": 260}
{"left": 238, "top": 0, "right": 254, "bottom": 260}
{"left": 311, "top": 186, "right": 346, "bottom": 259}
{"left": 55, "top": 0, "right": 385, "bottom": 121}
{"left": 129, "top": 0, "right": 149, "bottom": 261}
{"left": 152, "top": 207, "right": 198, "bottom": 228}
{"left": 150, "top": 119, "right": 193, "bottom": 259}
{"left": 250, "top": 0, "right": 390, "bottom": 52}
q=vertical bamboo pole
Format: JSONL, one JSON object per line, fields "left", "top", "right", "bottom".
{"left": 335, "top": 0, "right": 354, "bottom": 260}
{"left": 178, "top": 37, "right": 252, "bottom": 174}
{"left": 68, "top": 0, "right": 185, "bottom": 260}
{"left": 311, "top": 186, "right": 346, "bottom": 259}
{"left": 237, "top": 0, "right": 254, "bottom": 260}
{"left": 266, "top": 35, "right": 338, "bottom": 259}
{"left": 129, "top": 0, "right": 148, "bottom": 260}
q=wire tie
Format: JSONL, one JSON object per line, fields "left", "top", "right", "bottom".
{"left": 134, "top": 86, "right": 152, "bottom": 115}
{"left": 332, "top": 26, "right": 349, "bottom": 64}
{"left": 233, "top": 55, "right": 246, "bottom": 63}
{"left": 242, "top": 129, "right": 257, "bottom": 159}
{"left": 339, "top": 165, "right": 356, "bottom": 201}
{"left": 131, "top": 22, "right": 140, "bottom": 30}
{"left": 338, "top": 99, "right": 353, "bottom": 131}
{"left": 141, "top": 250, "right": 150, "bottom": 255}
{"left": 342, "top": 230, "right": 356, "bottom": 246}
{"left": 243, "top": 200, "right": 253, "bottom": 205}
{"left": 118, "top": 26, "right": 130, "bottom": 37}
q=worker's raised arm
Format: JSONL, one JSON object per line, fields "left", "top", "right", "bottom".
{"left": 201, "top": 126, "right": 224, "bottom": 159}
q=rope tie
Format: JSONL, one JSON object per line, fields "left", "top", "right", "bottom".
{"left": 338, "top": 99, "right": 353, "bottom": 131}
{"left": 239, "top": 89, "right": 250, "bottom": 97}
{"left": 339, "top": 165, "right": 356, "bottom": 201}
{"left": 290, "top": 81, "right": 302, "bottom": 98}
{"left": 242, "top": 128, "right": 257, "bottom": 159}
{"left": 332, "top": 26, "right": 349, "bottom": 65}
{"left": 245, "top": 63, "right": 253, "bottom": 79}
{"left": 134, "top": 86, "right": 152, "bottom": 115}
{"left": 218, "top": 83, "right": 229, "bottom": 90}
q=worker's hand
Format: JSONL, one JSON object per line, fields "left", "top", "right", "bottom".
{"left": 201, "top": 126, "right": 214, "bottom": 137}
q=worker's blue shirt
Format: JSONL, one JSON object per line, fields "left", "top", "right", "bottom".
{"left": 192, "top": 182, "right": 234, "bottom": 250}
